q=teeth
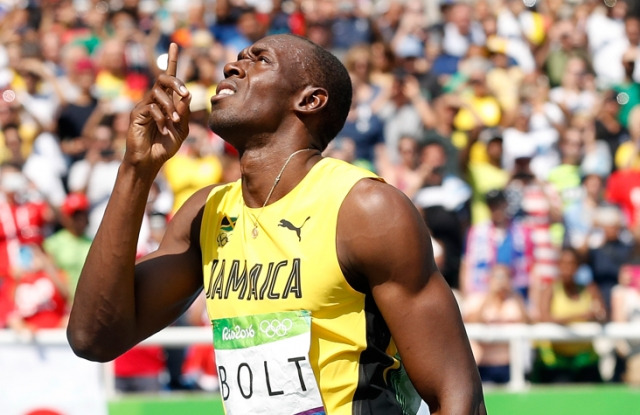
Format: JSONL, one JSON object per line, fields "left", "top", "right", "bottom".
{"left": 218, "top": 89, "right": 235, "bottom": 96}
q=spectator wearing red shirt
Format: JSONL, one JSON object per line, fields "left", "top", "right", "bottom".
{"left": 0, "top": 163, "right": 53, "bottom": 277}
{"left": 6, "top": 244, "right": 69, "bottom": 334}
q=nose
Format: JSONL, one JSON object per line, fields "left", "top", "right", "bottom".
{"left": 223, "top": 60, "right": 246, "bottom": 79}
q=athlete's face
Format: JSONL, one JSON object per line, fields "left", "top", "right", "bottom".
{"left": 208, "top": 35, "right": 307, "bottom": 144}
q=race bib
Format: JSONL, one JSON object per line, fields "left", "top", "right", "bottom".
{"left": 212, "top": 310, "right": 326, "bottom": 415}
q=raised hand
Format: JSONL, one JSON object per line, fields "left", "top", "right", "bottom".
{"left": 125, "top": 42, "right": 192, "bottom": 171}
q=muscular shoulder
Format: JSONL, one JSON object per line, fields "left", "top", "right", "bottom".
{"left": 337, "top": 178, "right": 435, "bottom": 290}
{"left": 340, "top": 178, "right": 418, "bottom": 224}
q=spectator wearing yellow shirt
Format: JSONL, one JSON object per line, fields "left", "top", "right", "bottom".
{"left": 453, "top": 63, "right": 502, "bottom": 134}
{"left": 163, "top": 122, "right": 223, "bottom": 214}
{"left": 462, "top": 128, "right": 509, "bottom": 224}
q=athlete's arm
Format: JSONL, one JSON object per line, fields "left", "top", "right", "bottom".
{"left": 337, "top": 179, "right": 486, "bottom": 415}
{"left": 67, "top": 44, "right": 203, "bottom": 362}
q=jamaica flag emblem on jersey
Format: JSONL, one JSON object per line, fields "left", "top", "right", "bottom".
{"left": 221, "top": 215, "right": 237, "bottom": 232}
{"left": 218, "top": 214, "right": 237, "bottom": 247}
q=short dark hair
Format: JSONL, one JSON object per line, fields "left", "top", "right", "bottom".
{"left": 1, "top": 123, "right": 19, "bottom": 133}
{"left": 485, "top": 189, "right": 506, "bottom": 208}
{"left": 294, "top": 36, "right": 352, "bottom": 150}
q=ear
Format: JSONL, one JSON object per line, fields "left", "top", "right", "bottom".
{"left": 295, "top": 86, "right": 328, "bottom": 114}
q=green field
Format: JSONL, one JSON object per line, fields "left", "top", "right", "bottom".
{"left": 108, "top": 385, "right": 640, "bottom": 415}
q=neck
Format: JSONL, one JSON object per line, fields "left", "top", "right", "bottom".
{"left": 240, "top": 147, "right": 321, "bottom": 208}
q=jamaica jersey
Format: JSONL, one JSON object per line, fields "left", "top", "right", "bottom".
{"left": 200, "top": 157, "right": 423, "bottom": 415}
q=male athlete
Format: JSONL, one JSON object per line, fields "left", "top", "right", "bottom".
{"left": 67, "top": 34, "right": 486, "bottom": 414}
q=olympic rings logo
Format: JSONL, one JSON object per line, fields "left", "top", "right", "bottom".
{"left": 259, "top": 318, "right": 293, "bottom": 338}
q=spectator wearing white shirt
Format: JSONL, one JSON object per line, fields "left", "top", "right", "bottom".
{"left": 441, "top": 2, "right": 486, "bottom": 58}
{"left": 593, "top": 14, "right": 640, "bottom": 88}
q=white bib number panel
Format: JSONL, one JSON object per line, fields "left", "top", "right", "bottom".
{"left": 212, "top": 310, "right": 325, "bottom": 415}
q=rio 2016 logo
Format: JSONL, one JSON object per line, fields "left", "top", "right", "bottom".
{"left": 222, "top": 324, "right": 255, "bottom": 341}
{"left": 259, "top": 318, "right": 293, "bottom": 338}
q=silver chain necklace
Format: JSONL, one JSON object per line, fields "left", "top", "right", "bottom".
{"left": 246, "top": 148, "right": 316, "bottom": 238}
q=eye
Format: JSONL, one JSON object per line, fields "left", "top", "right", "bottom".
{"left": 258, "top": 55, "right": 270, "bottom": 63}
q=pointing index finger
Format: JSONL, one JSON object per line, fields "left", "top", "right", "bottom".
{"left": 166, "top": 42, "right": 178, "bottom": 77}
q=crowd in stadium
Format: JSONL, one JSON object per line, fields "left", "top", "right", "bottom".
{"left": 1, "top": 0, "right": 640, "bottom": 392}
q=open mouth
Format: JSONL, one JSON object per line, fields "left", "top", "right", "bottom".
{"left": 217, "top": 88, "right": 235, "bottom": 97}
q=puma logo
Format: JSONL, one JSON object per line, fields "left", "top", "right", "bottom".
{"left": 278, "top": 216, "right": 311, "bottom": 241}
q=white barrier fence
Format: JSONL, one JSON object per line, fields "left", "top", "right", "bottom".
{"left": 2, "top": 323, "right": 640, "bottom": 395}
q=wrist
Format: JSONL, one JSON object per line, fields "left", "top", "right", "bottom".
{"left": 118, "top": 160, "right": 160, "bottom": 189}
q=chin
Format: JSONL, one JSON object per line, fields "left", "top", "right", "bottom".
{"left": 208, "top": 112, "right": 233, "bottom": 136}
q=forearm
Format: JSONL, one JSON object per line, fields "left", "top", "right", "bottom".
{"left": 67, "top": 162, "right": 157, "bottom": 361}
{"left": 431, "top": 385, "right": 487, "bottom": 415}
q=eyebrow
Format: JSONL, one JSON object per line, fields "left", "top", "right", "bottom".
{"left": 237, "top": 46, "right": 270, "bottom": 61}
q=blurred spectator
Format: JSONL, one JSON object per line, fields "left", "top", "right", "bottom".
{"left": 0, "top": 123, "right": 26, "bottom": 167}
{"left": 55, "top": 42, "right": 92, "bottom": 102}
{"left": 373, "top": 0, "right": 405, "bottom": 44}
{"left": 42, "top": 192, "right": 92, "bottom": 297}
{"left": 378, "top": 134, "right": 422, "bottom": 199}
{"left": 586, "top": 205, "right": 634, "bottom": 313}
{"left": 441, "top": 2, "right": 485, "bottom": 61}
{"left": 14, "top": 56, "right": 63, "bottom": 136}
{"left": 484, "top": 34, "right": 527, "bottom": 113}
{"left": 6, "top": 243, "right": 70, "bottom": 336}
{"left": 390, "top": 0, "right": 428, "bottom": 65}
{"left": 461, "top": 189, "right": 531, "bottom": 298}
{"left": 503, "top": 146, "right": 562, "bottom": 316}
{"left": 335, "top": 75, "right": 386, "bottom": 172}
{"left": 502, "top": 98, "right": 558, "bottom": 181}
{"left": 452, "top": 60, "right": 502, "bottom": 134}
{"left": 547, "top": 126, "right": 586, "bottom": 213}
{"left": 422, "top": 93, "right": 462, "bottom": 175}
{"left": 494, "top": 0, "right": 542, "bottom": 74}
{"left": 549, "top": 56, "right": 597, "bottom": 119}
{"left": 516, "top": 76, "right": 564, "bottom": 179}
{"left": 414, "top": 140, "right": 471, "bottom": 289}
{"left": 0, "top": 163, "right": 54, "bottom": 279}
{"left": 0, "top": 164, "right": 53, "bottom": 327}
{"left": 93, "top": 37, "right": 149, "bottom": 102}
{"left": 461, "top": 127, "right": 509, "bottom": 224}
{"left": 563, "top": 173, "right": 607, "bottom": 251}
{"left": 594, "top": 89, "right": 628, "bottom": 163}
{"left": 379, "top": 68, "right": 428, "bottom": 165}
{"left": 394, "top": 32, "right": 442, "bottom": 104}
{"left": 369, "top": 40, "right": 396, "bottom": 93}
{"left": 542, "top": 18, "right": 590, "bottom": 89}
{"left": 56, "top": 57, "right": 98, "bottom": 167}
{"left": 586, "top": 0, "right": 627, "bottom": 86}
{"left": 214, "top": 4, "right": 267, "bottom": 62}
{"left": 67, "top": 121, "right": 121, "bottom": 238}
{"left": 22, "top": 129, "right": 68, "bottom": 210}
{"left": 612, "top": 48, "right": 640, "bottom": 131}
{"left": 574, "top": 113, "right": 612, "bottom": 178}
{"left": 464, "top": 263, "right": 530, "bottom": 384}
{"left": 532, "top": 247, "right": 606, "bottom": 384}
{"left": 593, "top": 14, "right": 640, "bottom": 88}
{"left": 0, "top": 98, "right": 40, "bottom": 167}
{"left": 330, "top": 0, "right": 375, "bottom": 54}
{"left": 344, "top": 43, "right": 390, "bottom": 115}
